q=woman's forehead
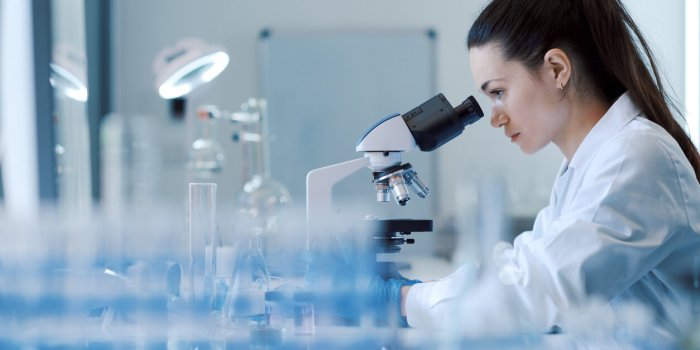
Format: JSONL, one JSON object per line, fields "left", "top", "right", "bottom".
{"left": 470, "top": 44, "right": 509, "bottom": 84}
{"left": 470, "top": 44, "right": 536, "bottom": 88}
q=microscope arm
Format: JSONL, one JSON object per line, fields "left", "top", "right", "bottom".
{"left": 305, "top": 156, "right": 370, "bottom": 249}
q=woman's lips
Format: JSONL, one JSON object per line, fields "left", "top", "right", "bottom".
{"left": 510, "top": 133, "right": 520, "bottom": 143}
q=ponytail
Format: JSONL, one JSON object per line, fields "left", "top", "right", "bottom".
{"left": 581, "top": 0, "right": 700, "bottom": 182}
{"left": 468, "top": 0, "right": 700, "bottom": 182}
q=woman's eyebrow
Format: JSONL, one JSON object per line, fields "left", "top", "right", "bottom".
{"left": 480, "top": 78, "right": 504, "bottom": 92}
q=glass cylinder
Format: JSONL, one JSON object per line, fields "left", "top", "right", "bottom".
{"left": 187, "top": 182, "right": 217, "bottom": 305}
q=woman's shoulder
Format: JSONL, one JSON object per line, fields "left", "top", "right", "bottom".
{"left": 578, "top": 115, "right": 695, "bottom": 197}
{"left": 582, "top": 116, "right": 699, "bottom": 220}
{"left": 602, "top": 116, "right": 687, "bottom": 169}
{"left": 587, "top": 116, "right": 699, "bottom": 203}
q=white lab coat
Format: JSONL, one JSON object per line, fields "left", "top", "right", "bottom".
{"left": 406, "top": 92, "right": 700, "bottom": 338}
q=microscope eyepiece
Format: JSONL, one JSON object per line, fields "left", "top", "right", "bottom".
{"left": 454, "top": 95, "right": 484, "bottom": 127}
{"left": 402, "top": 93, "right": 484, "bottom": 152}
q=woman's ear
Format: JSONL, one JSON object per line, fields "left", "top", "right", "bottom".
{"left": 543, "top": 48, "right": 572, "bottom": 90}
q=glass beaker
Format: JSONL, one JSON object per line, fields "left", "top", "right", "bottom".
{"left": 187, "top": 182, "right": 217, "bottom": 306}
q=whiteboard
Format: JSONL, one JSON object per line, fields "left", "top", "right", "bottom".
{"left": 260, "top": 29, "right": 437, "bottom": 235}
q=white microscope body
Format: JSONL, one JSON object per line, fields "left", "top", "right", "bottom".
{"left": 305, "top": 94, "right": 484, "bottom": 249}
{"left": 305, "top": 114, "right": 416, "bottom": 248}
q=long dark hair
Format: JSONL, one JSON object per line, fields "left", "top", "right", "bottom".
{"left": 468, "top": 0, "right": 700, "bottom": 182}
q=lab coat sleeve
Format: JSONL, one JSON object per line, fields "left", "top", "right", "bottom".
{"left": 406, "top": 132, "right": 691, "bottom": 334}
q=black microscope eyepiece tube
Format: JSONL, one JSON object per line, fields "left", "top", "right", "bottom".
{"left": 403, "top": 93, "right": 484, "bottom": 152}
{"left": 454, "top": 96, "right": 484, "bottom": 127}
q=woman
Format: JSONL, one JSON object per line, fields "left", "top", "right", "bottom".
{"left": 400, "top": 0, "right": 700, "bottom": 339}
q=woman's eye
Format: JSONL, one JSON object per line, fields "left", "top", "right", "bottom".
{"left": 490, "top": 90, "right": 504, "bottom": 99}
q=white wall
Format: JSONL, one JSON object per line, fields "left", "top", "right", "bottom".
{"left": 111, "top": 0, "right": 686, "bottom": 223}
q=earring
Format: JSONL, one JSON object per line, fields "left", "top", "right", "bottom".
{"left": 559, "top": 82, "right": 564, "bottom": 90}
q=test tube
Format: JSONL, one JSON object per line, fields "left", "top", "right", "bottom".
{"left": 187, "top": 182, "right": 217, "bottom": 305}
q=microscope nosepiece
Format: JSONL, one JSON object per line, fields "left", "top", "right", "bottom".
{"left": 373, "top": 163, "right": 430, "bottom": 206}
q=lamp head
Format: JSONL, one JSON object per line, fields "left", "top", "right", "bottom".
{"left": 154, "top": 38, "right": 229, "bottom": 99}
{"left": 50, "top": 43, "right": 88, "bottom": 102}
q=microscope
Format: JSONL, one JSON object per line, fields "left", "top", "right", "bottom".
{"left": 306, "top": 93, "right": 484, "bottom": 257}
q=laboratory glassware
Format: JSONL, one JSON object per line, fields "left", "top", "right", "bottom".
{"left": 234, "top": 98, "right": 291, "bottom": 272}
{"left": 101, "top": 113, "right": 161, "bottom": 213}
{"left": 293, "top": 302, "right": 315, "bottom": 335}
{"left": 187, "top": 182, "right": 217, "bottom": 306}
{"left": 188, "top": 110, "right": 225, "bottom": 180}
{"left": 222, "top": 230, "right": 271, "bottom": 325}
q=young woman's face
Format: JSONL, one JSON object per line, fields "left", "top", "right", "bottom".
{"left": 469, "top": 43, "right": 569, "bottom": 154}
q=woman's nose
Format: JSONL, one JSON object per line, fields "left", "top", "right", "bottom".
{"left": 490, "top": 110, "right": 508, "bottom": 128}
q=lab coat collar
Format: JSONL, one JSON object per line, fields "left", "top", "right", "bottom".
{"left": 568, "top": 92, "right": 640, "bottom": 171}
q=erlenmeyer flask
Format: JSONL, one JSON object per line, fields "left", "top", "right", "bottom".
{"left": 223, "top": 231, "right": 271, "bottom": 325}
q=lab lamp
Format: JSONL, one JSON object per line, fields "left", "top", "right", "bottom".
{"left": 153, "top": 38, "right": 229, "bottom": 100}
{"left": 49, "top": 63, "right": 88, "bottom": 102}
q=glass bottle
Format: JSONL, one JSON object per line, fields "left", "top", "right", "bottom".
{"left": 188, "top": 108, "right": 225, "bottom": 181}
